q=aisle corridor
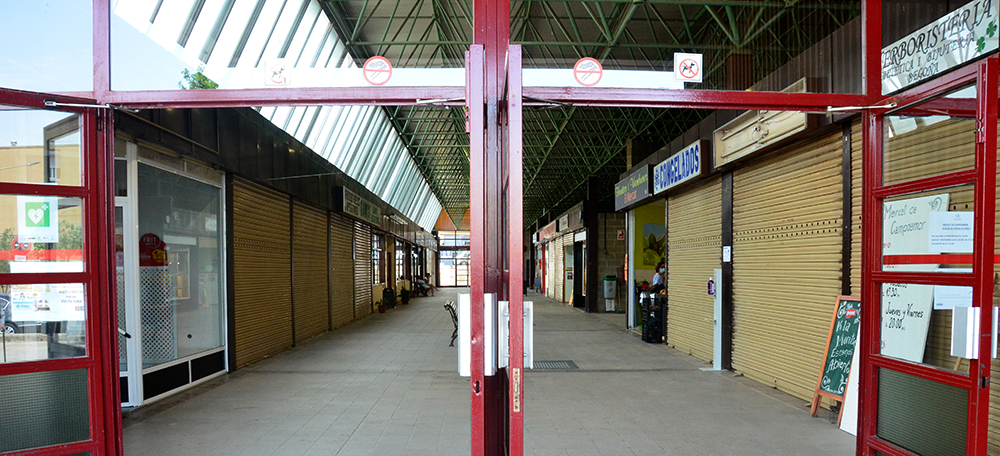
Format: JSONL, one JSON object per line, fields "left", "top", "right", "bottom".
{"left": 123, "top": 289, "right": 853, "bottom": 455}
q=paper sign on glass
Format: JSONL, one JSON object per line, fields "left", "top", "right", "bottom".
{"left": 929, "top": 211, "right": 973, "bottom": 253}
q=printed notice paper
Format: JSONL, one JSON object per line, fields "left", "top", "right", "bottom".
{"left": 929, "top": 211, "right": 973, "bottom": 253}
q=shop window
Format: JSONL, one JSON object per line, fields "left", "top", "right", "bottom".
{"left": 372, "top": 234, "right": 384, "bottom": 285}
{"left": 136, "top": 164, "right": 223, "bottom": 368}
{"left": 395, "top": 240, "right": 405, "bottom": 280}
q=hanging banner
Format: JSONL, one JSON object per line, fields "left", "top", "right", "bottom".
{"left": 17, "top": 196, "right": 59, "bottom": 243}
{"left": 881, "top": 194, "right": 949, "bottom": 363}
{"left": 882, "top": 0, "right": 999, "bottom": 93}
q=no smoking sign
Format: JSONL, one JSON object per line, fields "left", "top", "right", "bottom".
{"left": 363, "top": 56, "right": 392, "bottom": 86}
{"left": 673, "top": 53, "right": 703, "bottom": 83}
{"left": 573, "top": 57, "right": 602, "bottom": 87}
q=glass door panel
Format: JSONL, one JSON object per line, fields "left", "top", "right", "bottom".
{"left": 866, "top": 66, "right": 993, "bottom": 456}
{"left": 0, "top": 88, "right": 114, "bottom": 455}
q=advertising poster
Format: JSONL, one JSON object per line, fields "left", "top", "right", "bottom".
{"left": 881, "top": 194, "right": 949, "bottom": 363}
{"left": 632, "top": 201, "right": 665, "bottom": 286}
{"left": 10, "top": 283, "right": 85, "bottom": 322}
{"left": 633, "top": 202, "right": 665, "bottom": 267}
{"left": 16, "top": 196, "right": 60, "bottom": 243}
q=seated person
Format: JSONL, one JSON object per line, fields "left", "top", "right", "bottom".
{"left": 414, "top": 275, "right": 434, "bottom": 296}
{"left": 649, "top": 261, "right": 665, "bottom": 293}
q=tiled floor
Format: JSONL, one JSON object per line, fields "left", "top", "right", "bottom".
{"left": 123, "top": 289, "right": 855, "bottom": 455}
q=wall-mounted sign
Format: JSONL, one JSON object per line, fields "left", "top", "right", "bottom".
{"left": 882, "top": 0, "right": 999, "bottom": 94}
{"left": 557, "top": 214, "right": 569, "bottom": 232}
{"left": 674, "top": 53, "right": 703, "bottom": 83}
{"left": 614, "top": 165, "right": 652, "bottom": 211}
{"left": 538, "top": 221, "right": 558, "bottom": 242}
{"left": 333, "top": 186, "right": 383, "bottom": 227}
{"left": 653, "top": 140, "right": 709, "bottom": 194}
{"left": 713, "top": 79, "right": 813, "bottom": 167}
{"left": 17, "top": 196, "right": 59, "bottom": 243}
{"left": 265, "top": 60, "right": 290, "bottom": 86}
{"left": 573, "top": 57, "right": 603, "bottom": 87}
{"left": 363, "top": 56, "right": 393, "bottom": 86}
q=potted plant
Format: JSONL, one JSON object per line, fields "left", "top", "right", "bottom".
{"left": 399, "top": 287, "right": 410, "bottom": 305}
{"left": 376, "top": 300, "right": 386, "bottom": 314}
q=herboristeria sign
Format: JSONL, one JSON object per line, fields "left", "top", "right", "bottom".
{"left": 653, "top": 140, "right": 709, "bottom": 194}
{"left": 882, "top": 0, "right": 998, "bottom": 94}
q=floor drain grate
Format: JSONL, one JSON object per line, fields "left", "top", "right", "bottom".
{"left": 534, "top": 360, "right": 579, "bottom": 370}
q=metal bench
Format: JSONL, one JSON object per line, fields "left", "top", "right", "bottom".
{"left": 444, "top": 301, "right": 458, "bottom": 347}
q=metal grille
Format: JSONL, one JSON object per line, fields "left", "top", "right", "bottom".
{"left": 533, "top": 360, "right": 578, "bottom": 370}
{"left": 667, "top": 175, "right": 721, "bottom": 362}
{"left": 140, "top": 266, "right": 176, "bottom": 364}
{"left": 0, "top": 369, "right": 89, "bottom": 452}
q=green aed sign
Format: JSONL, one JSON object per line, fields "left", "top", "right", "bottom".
{"left": 614, "top": 165, "right": 652, "bottom": 211}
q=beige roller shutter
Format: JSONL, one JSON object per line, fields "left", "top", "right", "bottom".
{"left": 667, "top": 176, "right": 721, "bottom": 361}
{"left": 850, "top": 120, "right": 862, "bottom": 297}
{"left": 731, "top": 130, "right": 844, "bottom": 402}
{"left": 546, "top": 242, "right": 556, "bottom": 299}
{"left": 293, "top": 201, "right": 329, "bottom": 344}
{"left": 233, "top": 177, "right": 292, "bottom": 367}
{"left": 329, "top": 213, "right": 354, "bottom": 329}
{"left": 354, "top": 222, "right": 372, "bottom": 319}
{"left": 554, "top": 235, "right": 567, "bottom": 302}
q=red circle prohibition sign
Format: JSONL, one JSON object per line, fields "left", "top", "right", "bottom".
{"left": 678, "top": 59, "right": 700, "bottom": 79}
{"left": 363, "top": 56, "right": 393, "bottom": 86}
{"left": 573, "top": 57, "right": 603, "bottom": 87}
{"left": 12, "top": 237, "right": 30, "bottom": 251}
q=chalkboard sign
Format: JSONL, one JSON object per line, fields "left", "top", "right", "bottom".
{"left": 811, "top": 296, "right": 861, "bottom": 424}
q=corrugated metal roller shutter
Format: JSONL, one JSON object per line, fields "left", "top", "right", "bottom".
{"left": 233, "top": 177, "right": 292, "bottom": 367}
{"left": 354, "top": 222, "right": 372, "bottom": 319}
{"left": 667, "top": 175, "right": 721, "bottom": 361}
{"left": 546, "top": 242, "right": 556, "bottom": 300}
{"left": 732, "top": 131, "right": 844, "bottom": 402}
{"left": 329, "top": 213, "right": 354, "bottom": 329}
{"left": 850, "top": 120, "right": 862, "bottom": 297}
{"left": 293, "top": 201, "right": 329, "bottom": 344}
{"left": 555, "top": 235, "right": 567, "bottom": 302}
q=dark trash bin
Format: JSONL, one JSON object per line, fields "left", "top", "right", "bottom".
{"left": 383, "top": 287, "right": 396, "bottom": 309}
{"left": 641, "top": 293, "right": 665, "bottom": 344}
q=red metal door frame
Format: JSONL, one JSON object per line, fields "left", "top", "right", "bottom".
{"left": 859, "top": 57, "right": 999, "bottom": 456}
{"left": 84, "top": 1, "right": 995, "bottom": 455}
{"left": 0, "top": 89, "right": 120, "bottom": 456}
